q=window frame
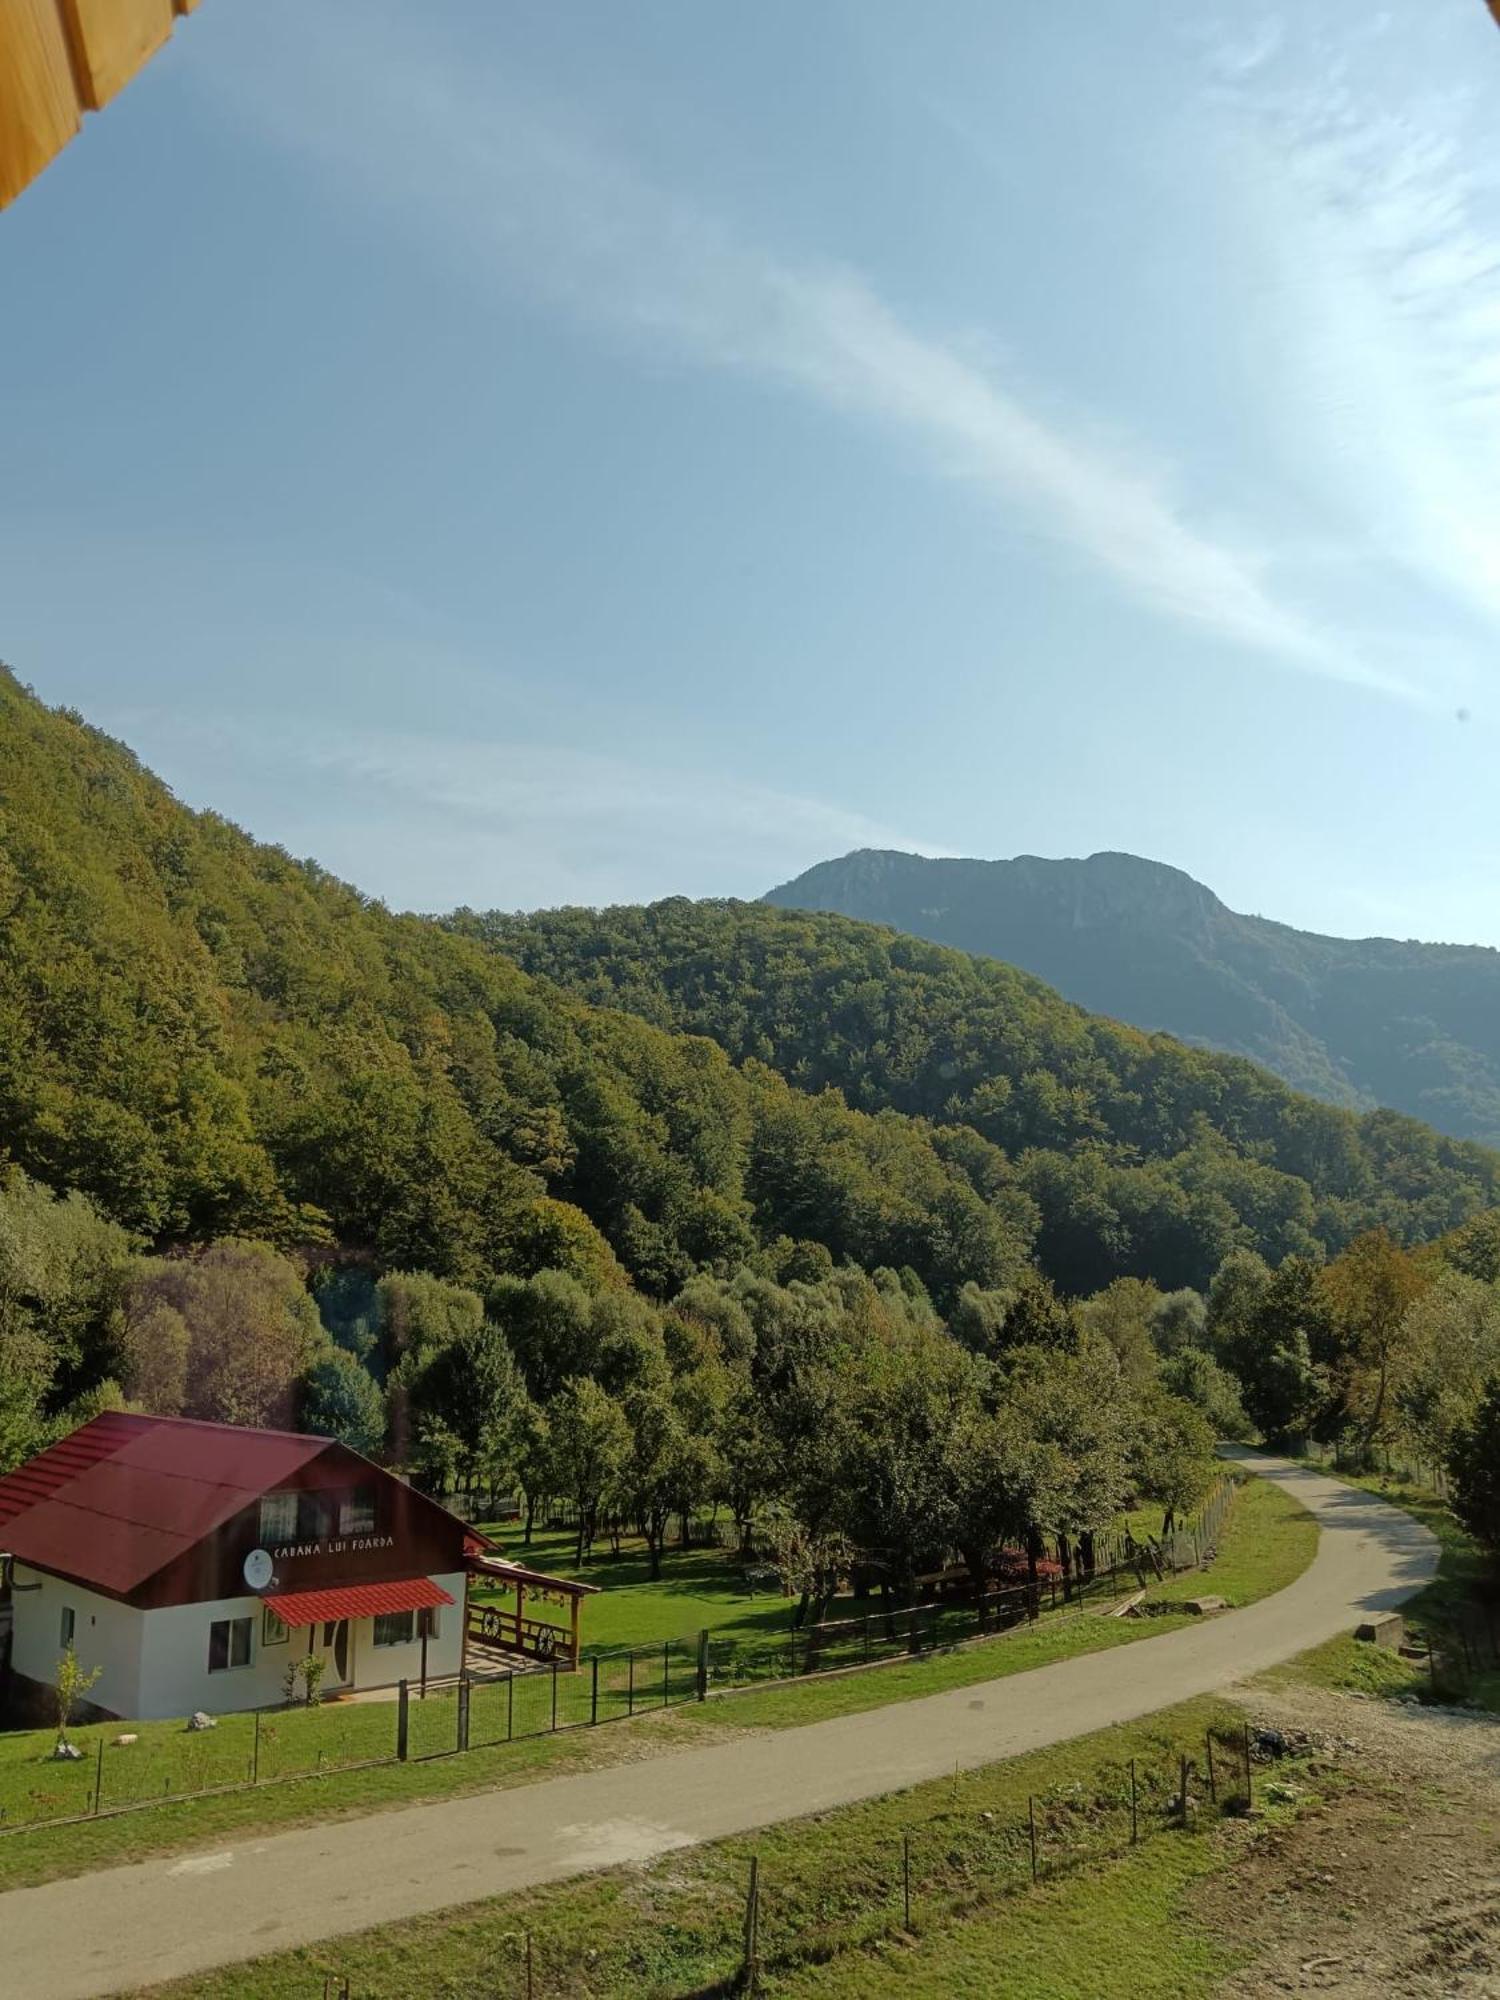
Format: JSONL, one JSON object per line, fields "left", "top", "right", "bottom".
{"left": 59, "top": 1605, "right": 75, "bottom": 1649}
{"left": 261, "top": 1605, "right": 289, "bottom": 1647}
{"left": 208, "top": 1615, "right": 254, "bottom": 1673}
{"left": 338, "top": 1486, "right": 377, "bottom": 1537}
{"left": 372, "top": 1609, "right": 415, "bottom": 1648}
{"left": 258, "top": 1491, "right": 298, "bottom": 1546}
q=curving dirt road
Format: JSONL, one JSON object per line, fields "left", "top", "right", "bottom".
{"left": 0, "top": 1450, "right": 1439, "bottom": 1997}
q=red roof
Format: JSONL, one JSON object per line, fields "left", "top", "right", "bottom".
{"left": 264, "top": 1577, "right": 453, "bottom": 1627}
{"left": 0, "top": 1412, "right": 329, "bottom": 1599}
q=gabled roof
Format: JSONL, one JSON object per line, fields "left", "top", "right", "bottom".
{"left": 0, "top": 1412, "right": 332, "bottom": 1600}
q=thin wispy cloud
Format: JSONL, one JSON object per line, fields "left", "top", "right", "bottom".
{"left": 1208, "top": 9, "right": 1500, "bottom": 650}
{"left": 203, "top": 4, "right": 1411, "bottom": 701}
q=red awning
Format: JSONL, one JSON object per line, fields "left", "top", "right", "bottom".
{"left": 263, "top": 1577, "right": 454, "bottom": 1627}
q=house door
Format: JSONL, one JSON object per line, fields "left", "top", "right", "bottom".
{"left": 317, "top": 1619, "right": 351, "bottom": 1689}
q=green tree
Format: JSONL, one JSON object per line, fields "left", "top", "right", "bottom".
{"left": 1129, "top": 1384, "right": 1216, "bottom": 1532}
{"left": 123, "top": 1240, "right": 324, "bottom": 1429}
{"left": 1447, "top": 1376, "right": 1500, "bottom": 1575}
{"left": 545, "top": 1377, "right": 632, "bottom": 1565}
{"left": 299, "top": 1348, "right": 386, "bottom": 1456}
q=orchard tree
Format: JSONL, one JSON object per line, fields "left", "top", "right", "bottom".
{"left": 545, "top": 1377, "right": 632, "bottom": 1565}
{"left": 1320, "top": 1231, "right": 1429, "bottom": 1454}
{"left": 1447, "top": 1376, "right": 1500, "bottom": 1575}
{"left": 1129, "top": 1384, "right": 1216, "bottom": 1533}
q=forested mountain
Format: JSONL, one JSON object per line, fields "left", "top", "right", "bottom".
{"left": 466, "top": 898, "right": 1500, "bottom": 1293}
{"left": 0, "top": 671, "right": 1026, "bottom": 1309}
{"left": 764, "top": 849, "right": 1500, "bottom": 1147}
{"left": 7, "top": 671, "right": 1500, "bottom": 1582}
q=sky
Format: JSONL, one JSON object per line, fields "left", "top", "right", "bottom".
{"left": 5, "top": 2, "right": 1500, "bottom": 942}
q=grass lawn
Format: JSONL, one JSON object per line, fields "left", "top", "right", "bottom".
{"left": 148, "top": 1694, "right": 1321, "bottom": 1999}
{"left": 0, "top": 1474, "right": 1315, "bottom": 1891}
{"left": 1268, "top": 1456, "right": 1500, "bottom": 1715}
{"left": 470, "top": 1520, "right": 869, "bottom": 1652}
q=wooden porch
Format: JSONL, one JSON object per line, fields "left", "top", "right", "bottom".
{"left": 463, "top": 1555, "right": 599, "bottom": 1671}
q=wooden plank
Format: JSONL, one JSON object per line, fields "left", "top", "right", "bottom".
{"left": 57, "top": 0, "right": 175, "bottom": 111}
{"left": 0, "top": 0, "right": 83, "bottom": 207}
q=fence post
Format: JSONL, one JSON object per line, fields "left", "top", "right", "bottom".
{"left": 457, "top": 1674, "right": 471, "bottom": 1753}
{"left": 397, "top": 1679, "right": 409, "bottom": 1762}
{"left": 742, "top": 1855, "right": 761, "bottom": 1996}
{"left": 94, "top": 1738, "right": 103, "bottom": 1816}
{"left": 507, "top": 1670, "right": 514, "bottom": 1743}
{"left": 1242, "top": 1722, "right": 1253, "bottom": 1809}
{"left": 1129, "top": 1758, "right": 1138, "bottom": 1843}
{"left": 525, "top": 1930, "right": 534, "bottom": 2000}
{"left": 253, "top": 1709, "right": 261, "bottom": 1785}
{"left": 1028, "top": 1796, "right": 1038, "bottom": 1882}
{"left": 863, "top": 1614, "right": 871, "bottom": 1664}
{"left": 696, "top": 1627, "right": 709, "bottom": 1702}
{"left": 662, "top": 1639, "right": 670, "bottom": 1707}
{"left": 1179, "top": 1755, "right": 1190, "bottom": 1827}
{"left": 551, "top": 1657, "right": 559, "bottom": 1732}
{"left": 628, "top": 1650, "right": 635, "bottom": 1716}
{"left": 902, "top": 1829, "right": 912, "bottom": 1929}
{"left": 1204, "top": 1731, "right": 1216, "bottom": 1804}
{"left": 588, "top": 1654, "right": 598, "bottom": 1724}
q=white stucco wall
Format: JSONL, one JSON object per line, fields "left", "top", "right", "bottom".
{"left": 10, "top": 1567, "right": 145, "bottom": 1720}
{"left": 348, "top": 1572, "right": 466, "bottom": 1691}
{"left": 10, "top": 1570, "right": 469, "bottom": 1722}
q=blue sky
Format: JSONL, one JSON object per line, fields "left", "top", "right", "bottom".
{"left": 5, "top": 2, "right": 1500, "bottom": 941}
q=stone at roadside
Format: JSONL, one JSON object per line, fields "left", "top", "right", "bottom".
{"left": 1183, "top": 1595, "right": 1229, "bottom": 1615}
{"left": 112, "top": 1733, "right": 138, "bottom": 1746}
{"left": 187, "top": 1711, "right": 216, "bottom": 1731}
{"left": 1354, "top": 1613, "right": 1403, "bottom": 1648}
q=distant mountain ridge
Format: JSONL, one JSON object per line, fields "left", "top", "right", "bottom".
{"left": 764, "top": 849, "right": 1500, "bottom": 1146}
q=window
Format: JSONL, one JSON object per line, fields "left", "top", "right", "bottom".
{"left": 418, "top": 1606, "right": 440, "bottom": 1642}
{"left": 208, "top": 1617, "right": 253, "bottom": 1672}
{"left": 59, "top": 1605, "right": 75, "bottom": 1649}
{"left": 262, "top": 1606, "right": 289, "bottom": 1647}
{"left": 297, "top": 1490, "right": 332, "bottom": 1542}
{"left": 373, "top": 1610, "right": 415, "bottom": 1648}
{"left": 258, "top": 1491, "right": 297, "bottom": 1545}
{"left": 338, "top": 1487, "right": 376, "bottom": 1536}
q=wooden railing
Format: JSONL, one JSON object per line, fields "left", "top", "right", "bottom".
{"left": 467, "top": 1603, "right": 577, "bottom": 1668}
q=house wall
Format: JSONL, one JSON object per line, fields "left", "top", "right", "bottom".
{"left": 10, "top": 1566, "right": 143, "bottom": 1720}
{"left": 348, "top": 1572, "right": 466, "bottom": 1691}
{"left": 12, "top": 1570, "right": 470, "bottom": 1722}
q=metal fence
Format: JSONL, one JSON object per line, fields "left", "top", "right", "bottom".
{"left": 0, "top": 1477, "right": 1237, "bottom": 1841}
{"left": 707, "top": 1474, "right": 1238, "bottom": 1687}
{"left": 310, "top": 1717, "right": 1268, "bottom": 1998}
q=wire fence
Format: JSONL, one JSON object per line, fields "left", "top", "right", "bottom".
{"left": 308, "top": 1718, "right": 1267, "bottom": 1997}
{"left": 0, "top": 1477, "right": 1237, "bottom": 1841}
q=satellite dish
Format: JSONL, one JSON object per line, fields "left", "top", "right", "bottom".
{"left": 243, "top": 1547, "right": 274, "bottom": 1591}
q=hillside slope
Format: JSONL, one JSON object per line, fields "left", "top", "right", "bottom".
{"left": 6, "top": 666, "right": 1499, "bottom": 1304}
{"left": 457, "top": 898, "right": 1500, "bottom": 1292}
{"left": 765, "top": 849, "right": 1500, "bottom": 1144}
{"left": 0, "top": 670, "right": 1033, "bottom": 1306}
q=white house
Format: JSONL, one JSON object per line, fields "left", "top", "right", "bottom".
{"left": 0, "top": 1411, "right": 489, "bottom": 1722}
